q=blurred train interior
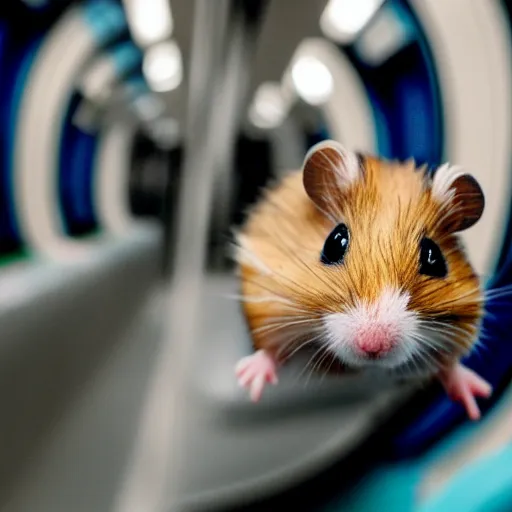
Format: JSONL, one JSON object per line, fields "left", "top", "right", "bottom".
{"left": 1, "top": 0, "right": 512, "bottom": 511}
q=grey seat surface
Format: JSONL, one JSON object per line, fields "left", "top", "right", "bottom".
{"left": 0, "top": 225, "right": 162, "bottom": 511}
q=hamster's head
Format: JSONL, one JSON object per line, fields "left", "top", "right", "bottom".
{"left": 299, "top": 140, "right": 485, "bottom": 372}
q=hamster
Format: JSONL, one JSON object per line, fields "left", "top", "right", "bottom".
{"left": 233, "top": 140, "right": 492, "bottom": 420}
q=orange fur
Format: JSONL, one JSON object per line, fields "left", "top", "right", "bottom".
{"left": 234, "top": 149, "right": 483, "bottom": 374}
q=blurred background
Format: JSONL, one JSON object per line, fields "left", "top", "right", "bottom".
{"left": 1, "top": 0, "right": 512, "bottom": 511}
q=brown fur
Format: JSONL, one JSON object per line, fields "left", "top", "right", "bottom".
{"left": 234, "top": 151, "right": 483, "bottom": 374}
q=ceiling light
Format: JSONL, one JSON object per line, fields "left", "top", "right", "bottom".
{"left": 147, "top": 117, "right": 181, "bottom": 149}
{"left": 131, "top": 93, "right": 166, "bottom": 122}
{"left": 355, "top": 3, "right": 411, "bottom": 65}
{"left": 291, "top": 56, "right": 333, "bottom": 106}
{"left": 320, "top": 0, "right": 384, "bottom": 44}
{"left": 143, "top": 40, "right": 183, "bottom": 93}
{"left": 248, "top": 82, "right": 289, "bottom": 129}
{"left": 123, "top": 0, "right": 173, "bottom": 47}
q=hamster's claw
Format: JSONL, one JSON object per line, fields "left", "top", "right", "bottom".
{"left": 235, "top": 350, "right": 278, "bottom": 402}
{"left": 438, "top": 363, "right": 492, "bottom": 421}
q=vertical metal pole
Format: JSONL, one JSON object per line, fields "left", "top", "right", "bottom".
{"left": 209, "top": 2, "right": 269, "bottom": 268}
{"left": 113, "top": 2, "right": 231, "bottom": 512}
{"left": 169, "top": 6, "right": 230, "bottom": 283}
{"left": 209, "top": 10, "right": 252, "bottom": 268}
{"left": 161, "top": 0, "right": 233, "bottom": 506}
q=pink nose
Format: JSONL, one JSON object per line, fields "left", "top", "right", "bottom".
{"left": 356, "top": 328, "right": 395, "bottom": 357}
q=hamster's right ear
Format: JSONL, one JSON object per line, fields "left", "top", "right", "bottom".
{"left": 431, "top": 163, "right": 485, "bottom": 232}
{"left": 302, "top": 140, "right": 363, "bottom": 209}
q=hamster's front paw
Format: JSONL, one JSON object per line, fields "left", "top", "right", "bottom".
{"left": 235, "top": 350, "right": 278, "bottom": 402}
{"left": 438, "top": 363, "right": 492, "bottom": 420}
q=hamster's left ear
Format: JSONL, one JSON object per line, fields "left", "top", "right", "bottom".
{"left": 302, "top": 140, "right": 363, "bottom": 210}
{"left": 431, "top": 163, "right": 485, "bottom": 232}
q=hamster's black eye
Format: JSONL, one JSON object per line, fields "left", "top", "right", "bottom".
{"left": 419, "top": 237, "right": 447, "bottom": 278}
{"left": 321, "top": 223, "right": 350, "bottom": 265}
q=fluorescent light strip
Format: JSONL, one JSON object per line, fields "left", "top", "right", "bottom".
{"left": 131, "top": 93, "right": 166, "bottom": 122}
{"left": 354, "top": 2, "right": 412, "bottom": 66}
{"left": 320, "top": 0, "right": 384, "bottom": 44}
{"left": 291, "top": 55, "right": 334, "bottom": 106}
{"left": 122, "top": 0, "right": 173, "bottom": 47}
{"left": 248, "top": 82, "right": 291, "bottom": 129}
{"left": 142, "top": 40, "right": 183, "bottom": 93}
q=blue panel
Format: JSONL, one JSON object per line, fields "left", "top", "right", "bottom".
{"left": 0, "top": 21, "right": 12, "bottom": 250}
{"left": 70, "top": 131, "right": 98, "bottom": 225}
{"left": 58, "top": 93, "right": 81, "bottom": 234}
{"left": 324, "top": 465, "right": 421, "bottom": 512}
{"left": 366, "top": 86, "right": 393, "bottom": 159}
{"left": 0, "top": 28, "right": 45, "bottom": 253}
{"left": 394, "top": 75, "right": 436, "bottom": 165}
{"left": 81, "top": 0, "right": 127, "bottom": 46}
{"left": 108, "top": 40, "right": 143, "bottom": 76}
{"left": 403, "top": 0, "right": 444, "bottom": 163}
{"left": 58, "top": 93, "right": 98, "bottom": 236}
{"left": 419, "top": 445, "right": 512, "bottom": 512}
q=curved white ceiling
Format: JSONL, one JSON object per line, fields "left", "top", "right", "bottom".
{"left": 95, "top": 120, "right": 137, "bottom": 235}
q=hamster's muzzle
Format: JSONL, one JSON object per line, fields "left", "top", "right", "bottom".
{"left": 322, "top": 287, "right": 419, "bottom": 368}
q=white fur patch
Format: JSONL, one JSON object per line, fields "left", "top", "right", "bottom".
{"left": 431, "top": 163, "right": 465, "bottom": 204}
{"left": 234, "top": 234, "right": 272, "bottom": 276}
{"left": 305, "top": 140, "right": 361, "bottom": 188}
{"left": 323, "top": 287, "right": 420, "bottom": 369}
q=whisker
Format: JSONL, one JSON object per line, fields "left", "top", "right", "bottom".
{"left": 406, "top": 337, "right": 440, "bottom": 373}
{"left": 241, "top": 275, "right": 321, "bottom": 312}
{"left": 315, "top": 347, "right": 336, "bottom": 383}
{"left": 485, "top": 284, "right": 512, "bottom": 301}
{"left": 418, "top": 319, "right": 473, "bottom": 338}
{"left": 303, "top": 344, "right": 333, "bottom": 387}
{"left": 416, "top": 328, "right": 471, "bottom": 351}
{"left": 235, "top": 239, "right": 328, "bottom": 301}
{"left": 224, "top": 292, "right": 317, "bottom": 317}
{"left": 277, "top": 329, "right": 326, "bottom": 361}
{"left": 413, "top": 348, "right": 438, "bottom": 372}
{"left": 253, "top": 318, "right": 321, "bottom": 336}
{"left": 296, "top": 342, "right": 329, "bottom": 384}
{"left": 413, "top": 328, "right": 469, "bottom": 356}
{"left": 223, "top": 293, "right": 295, "bottom": 306}
{"left": 409, "top": 333, "right": 442, "bottom": 354}
{"left": 417, "top": 287, "right": 483, "bottom": 310}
